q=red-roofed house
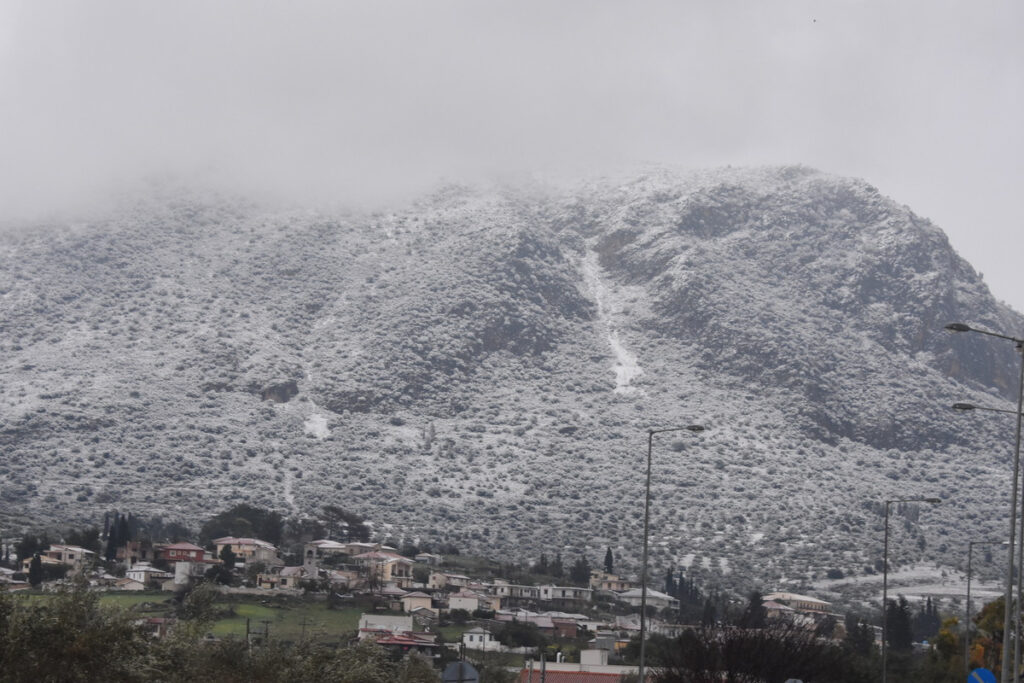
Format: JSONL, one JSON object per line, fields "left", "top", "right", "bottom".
{"left": 158, "top": 542, "right": 206, "bottom": 565}
{"left": 370, "top": 631, "right": 439, "bottom": 658}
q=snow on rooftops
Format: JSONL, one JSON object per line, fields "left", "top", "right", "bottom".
{"left": 212, "top": 537, "right": 277, "bottom": 549}
{"left": 161, "top": 542, "right": 205, "bottom": 551}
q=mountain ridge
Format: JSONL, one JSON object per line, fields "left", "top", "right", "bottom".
{"left": 1, "top": 165, "right": 1020, "bottom": 596}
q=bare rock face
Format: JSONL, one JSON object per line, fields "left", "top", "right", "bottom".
{"left": 260, "top": 381, "right": 298, "bottom": 403}
{"left": 1, "top": 166, "right": 1019, "bottom": 590}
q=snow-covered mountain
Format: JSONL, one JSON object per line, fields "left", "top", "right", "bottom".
{"left": 1, "top": 165, "right": 1019, "bottom": 592}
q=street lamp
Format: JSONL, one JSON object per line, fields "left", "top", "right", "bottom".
{"left": 954, "top": 401, "right": 1024, "bottom": 677}
{"left": 966, "top": 540, "right": 1008, "bottom": 676}
{"left": 882, "top": 496, "right": 940, "bottom": 683}
{"left": 947, "top": 321, "right": 1024, "bottom": 683}
{"left": 639, "top": 424, "right": 704, "bottom": 683}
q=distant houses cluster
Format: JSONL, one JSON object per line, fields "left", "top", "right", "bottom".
{"left": 0, "top": 533, "right": 841, "bottom": 679}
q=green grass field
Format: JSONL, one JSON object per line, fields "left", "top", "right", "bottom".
{"left": 209, "top": 601, "right": 363, "bottom": 643}
{"left": 99, "top": 592, "right": 173, "bottom": 612}
{"left": 20, "top": 590, "right": 389, "bottom": 645}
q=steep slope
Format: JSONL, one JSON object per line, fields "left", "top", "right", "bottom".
{"left": 0, "top": 167, "right": 1019, "bottom": 595}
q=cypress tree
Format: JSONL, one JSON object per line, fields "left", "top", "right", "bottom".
{"left": 219, "top": 545, "right": 237, "bottom": 571}
{"left": 28, "top": 553, "right": 43, "bottom": 587}
{"left": 701, "top": 597, "right": 716, "bottom": 626}
{"left": 550, "top": 553, "right": 564, "bottom": 578}
{"left": 104, "top": 512, "right": 121, "bottom": 562}
{"left": 604, "top": 546, "right": 614, "bottom": 573}
{"left": 886, "top": 596, "right": 914, "bottom": 651}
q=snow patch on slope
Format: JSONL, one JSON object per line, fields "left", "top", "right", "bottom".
{"left": 304, "top": 413, "right": 330, "bottom": 439}
{"left": 581, "top": 251, "right": 644, "bottom": 394}
{"left": 303, "top": 364, "right": 331, "bottom": 439}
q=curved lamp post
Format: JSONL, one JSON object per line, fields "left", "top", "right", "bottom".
{"left": 639, "top": 424, "right": 704, "bottom": 683}
{"left": 882, "top": 496, "right": 940, "bottom": 683}
{"left": 947, "top": 321, "right": 1024, "bottom": 683}
{"left": 966, "top": 540, "right": 1008, "bottom": 676}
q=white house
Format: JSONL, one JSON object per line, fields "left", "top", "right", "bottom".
{"left": 617, "top": 588, "right": 679, "bottom": 610}
{"left": 357, "top": 613, "right": 414, "bottom": 639}
{"left": 125, "top": 563, "right": 174, "bottom": 585}
{"left": 462, "top": 626, "right": 502, "bottom": 652}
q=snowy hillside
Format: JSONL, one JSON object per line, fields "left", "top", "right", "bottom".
{"left": 1, "top": 166, "right": 1020, "bottom": 593}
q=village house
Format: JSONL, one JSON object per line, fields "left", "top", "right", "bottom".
{"left": 302, "top": 539, "right": 350, "bottom": 567}
{"left": 43, "top": 544, "right": 96, "bottom": 569}
{"left": 410, "top": 606, "right": 439, "bottom": 628}
{"left": 462, "top": 626, "right": 502, "bottom": 652}
{"left": 324, "top": 568, "right": 358, "bottom": 590}
{"left": 516, "top": 649, "right": 641, "bottom": 682}
{"left": 762, "top": 591, "right": 837, "bottom": 627}
{"left": 257, "top": 565, "right": 315, "bottom": 590}
{"left": 762, "top": 591, "right": 832, "bottom": 615}
{"left": 345, "top": 542, "right": 396, "bottom": 556}
{"left": 538, "top": 585, "right": 593, "bottom": 606}
{"left": 212, "top": 537, "right": 282, "bottom": 566}
{"left": 588, "top": 571, "right": 634, "bottom": 592}
{"left": 115, "top": 577, "right": 146, "bottom": 591}
{"left": 352, "top": 550, "right": 414, "bottom": 588}
{"left": 414, "top": 552, "right": 443, "bottom": 566}
{"left": 125, "top": 563, "right": 174, "bottom": 586}
{"left": 357, "top": 613, "right": 414, "bottom": 638}
{"left": 489, "top": 579, "right": 540, "bottom": 601}
{"left": 617, "top": 587, "right": 679, "bottom": 611}
{"left": 117, "top": 540, "right": 154, "bottom": 566}
{"left": 429, "top": 571, "right": 472, "bottom": 591}
{"left": 400, "top": 591, "right": 434, "bottom": 614}
{"left": 20, "top": 554, "right": 66, "bottom": 573}
{"left": 157, "top": 542, "right": 207, "bottom": 565}
{"left": 448, "top": 590, "right": 501, "bottom": 613}
{"left": 369, "top": 631, "right": 440, "bottom": 659}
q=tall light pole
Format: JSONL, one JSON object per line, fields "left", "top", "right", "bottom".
{"left": 966, "top": 540, "right": 1007, "bottom": 676}
{"left": 639, "top": 424, "right": 704, "bottom": 683}
{"left": 882, "top": 496, "right": 940, "bottom": 683}
{"left": 955, "top": 401, "right": 1024, "bottom": 677}
{"left": 947, "top": 321, "right": 1024, "bottom": 683}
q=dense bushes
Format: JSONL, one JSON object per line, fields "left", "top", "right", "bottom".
{"left": 0, "top": 580, "right": 439, "bottom": 683}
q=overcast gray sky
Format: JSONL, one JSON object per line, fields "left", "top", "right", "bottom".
{"left": 2, "top": 1, "right": 1022, "bottom": 310}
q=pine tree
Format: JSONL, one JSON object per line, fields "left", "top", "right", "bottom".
{"left": 604, "top": 547, "right": 614, "bottom": 573}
